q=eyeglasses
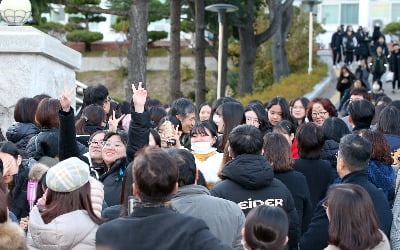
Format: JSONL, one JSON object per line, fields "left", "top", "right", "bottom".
{"left": 322, "top": 200, "right": 328, "bottom": 210}
{"left": 103, "top": 141, "right": 125, "bottom": 149}
{"left": 311, "top": 111, "right": 328, "bottom": 117}
{"left": 335, "top": 151, "right": 340, "bottom": 159}
{"left": 88, "top": 140, "right": 103, "bottom": 147}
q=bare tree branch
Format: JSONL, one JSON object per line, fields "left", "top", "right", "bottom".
{"left": 51, "top": 0, "right": 129, "bottom": 16}
{"left": 255, "top": 0, "right": 294, "bottom": 47}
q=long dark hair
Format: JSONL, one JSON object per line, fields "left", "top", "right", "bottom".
{"left": 263, "top": 133, "right": 294, "bottom": 173}
{"left": 244, "top": 103, "right": 269, "bottom": 133}
{"left": 327, "top": 184, "right": 382, "bottom": 250}
{"left": 42, "top": 182, "right": 103, "bottom": 225}
{"left": 265, "top": 96, "right": 293, "bottom": 128}
{"left": 75, "top": 104, "right": 105, "bottom": 135}
{"left": 216, "top": 102, "right": 244, "bottom": 152}
{"left": 359, "top": 129, "right": 393, "bottom": 165}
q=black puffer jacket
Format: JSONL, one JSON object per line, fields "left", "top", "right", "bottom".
{"left": 99, "top": 158, "right": 127, "bottom": 207}
{"left": 25, "top": 128, "right": 88, "bottom": 160}
{"left": 6, "top": 122, "right": 39, "bottom": 152}
{"left": 210, "top": 154, "right": 300, "bottom": 249}
{"left": 9, "top": 159, "right": 31, "bottom": 220}
{"left": 320, "top": 139, "right": 339, "bottom": 179}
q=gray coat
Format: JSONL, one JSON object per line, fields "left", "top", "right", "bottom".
{"left": 172, "top": 184, "right": 245, "bottom": 250}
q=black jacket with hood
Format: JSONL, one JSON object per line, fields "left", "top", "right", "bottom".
{"left": 210, "top": 154, "right": 300, "bottom": 249}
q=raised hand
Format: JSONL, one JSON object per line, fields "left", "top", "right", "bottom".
{"left": 19, "top": 216, "right": 29, "bottom": 230}
{"left": 132, "top": 82, "right": 147, "bottom": 113}
{"left": 59, "top": 84, "right": 76, "bottom": 112}
{"left": 172, "top": 124, "right": 181, "bottom": 149}
{"left": 108, "top": 110, "right": 126, "bottom": 132}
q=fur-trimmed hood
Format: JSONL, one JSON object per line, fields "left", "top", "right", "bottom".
{"left": 0, "top": 220, "right": 26, "bottom": 250}
{"left": 28, "top": 163, "right": 49, "bottom": 181}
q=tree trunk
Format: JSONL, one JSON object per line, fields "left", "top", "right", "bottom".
{"left": 270, "top": 0, "right": 294, "bottom": 83}
{"left": 126, "top": 0, "right": 149, "bottom": 101}
{"left": 238, "top": 0, "right": 256, "bottom": 97}
{"left": 194, "top": 0, "right": 206, "bottom": 108}
{"left": 169, "top": 0, "right": 182, "bottom": 102}
{"left": 237, "top": 0, "right": 282, "bottom": 97}
{"left": 238, "top": 23, "right": 257, "bottom": 97}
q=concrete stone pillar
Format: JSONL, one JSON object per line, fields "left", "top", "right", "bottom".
{"left": 358, "top": 0, "right": 370, "bottom": 28}
{"left": 0, "top": 26, "right": 81, "bottom": 137}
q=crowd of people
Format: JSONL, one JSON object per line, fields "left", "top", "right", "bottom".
{"left": 331, "top": 24, "right": 400, "bottom": 96}
{"left": 0, "top": 80, "right": 400, "bottom": 250}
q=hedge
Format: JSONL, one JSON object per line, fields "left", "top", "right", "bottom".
{"left": 239, "top": 63, "right": 328, "bottom": 105}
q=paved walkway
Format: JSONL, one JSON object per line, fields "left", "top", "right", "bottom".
{"left": 80, "top": 56, "right": 217, "bottom": 72}
{"left": 317, "top": 50, "right": 399, "bottom": 104}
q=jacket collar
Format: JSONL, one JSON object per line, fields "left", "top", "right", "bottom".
{"left": 341, "top": 170, "right": 368, "bottom": 184}
{"left": 130, "top": 206, "right": 177, "bottom": 218}
{"left": 174, "top": 184, "right": 210, "bottom": 199}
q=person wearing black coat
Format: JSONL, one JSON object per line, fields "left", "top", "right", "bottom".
{"left": 389, "top": 43, "right": 400, "bottom": 92}
{"left": 58, "top": 84, "right": 150, "bottom": 207}
{"left": 355, "top": 27, "right": 371, "bottom": 61}
{"left": 320, "top": 139, "right": 339, "bottom": 178}
{"left": 0, "top": 142, "right": 32, "bottom": 220}
{"left": 6, "top": 122, "right": 39, "bottom": 154}
{"left": 96, "top": 122, "right": 230, "bottom": 250}
{"left": 294, "top": 123, "right": 335, "bottom": 209}
{"left": 210, "top": 125, "right": 300, "bottom": 249}
{"left": 25, "top": 127, "right": 88, "bottom": 161}
{"left": 263, "top": 132, "right": 313, "bottom": 235}
{"left": 300, "top": 135, "right": 393, "bottom": 250}
{"left": 330, "top": 26, "right": 343, "bottom": 66}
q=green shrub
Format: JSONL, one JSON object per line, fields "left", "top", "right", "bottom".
{"left": 66, "top": 30, "right": 103, "bottom": 51}
{"left": 148, "top": 31, "right": 168, "bottom": 43}
{"left": 383, "top": 22, "right": 400, "bottom": 35}
{"left": 35, "top": 21, "right": 65, "bottom": 34}
{"left": 239, "top": 63, "right": 327, "bottom": 105}
{"left": 66, "top": 30, "right": 103, "bottom": 43}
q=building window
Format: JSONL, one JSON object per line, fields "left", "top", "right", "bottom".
{"left": 341, "top": 3, "right": 359, "bottom": 24}
{"left": 392, "top": 3, "right": 400, "bottom": 22}
{"left": 322, "top": 5, "right": 339, "bottom": 25}
{"left": 371, "top": 4, "right": 390, "bottom": 18}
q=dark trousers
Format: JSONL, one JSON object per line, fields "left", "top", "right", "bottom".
{"left": 393, "top": 76, "right": 400, "bottom": 89}
{"left": 332, "top": 48, "right": 342, "bottom": 65}
{"left": 373, "top": 72, "right": 383, "bottom": 82}
{"left": 345, "top": 51, "right": 354, "bottom": 64}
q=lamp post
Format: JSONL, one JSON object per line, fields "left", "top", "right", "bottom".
{"left": 0, "top": 0, "right": 32, "bottom": 26}
{"left": 205, "top": 3, "right": 238, "bottom": 99}
{"left": 302, "top": 0, "right": 321, "bottom": 74}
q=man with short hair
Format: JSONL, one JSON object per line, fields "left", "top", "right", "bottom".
{"left": 169, "top": 98, "right": 196, "bottom": 149}
{"left": 96, "top": 146, "right": 231, "bottom": 250}
{"left": 300, "top": 134, "right": 392, "bottom": 250}
{"left": 210, "top": 125, "right": 299, "bottom": 249}
{"left": 170, "top": 149, "right": 245, "bottom": 250}
{"left": 348, "top": 99, "right": 375, "bottom": 132}
{"left": 78, "top": 84, "right": 110, "bottom": 119}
